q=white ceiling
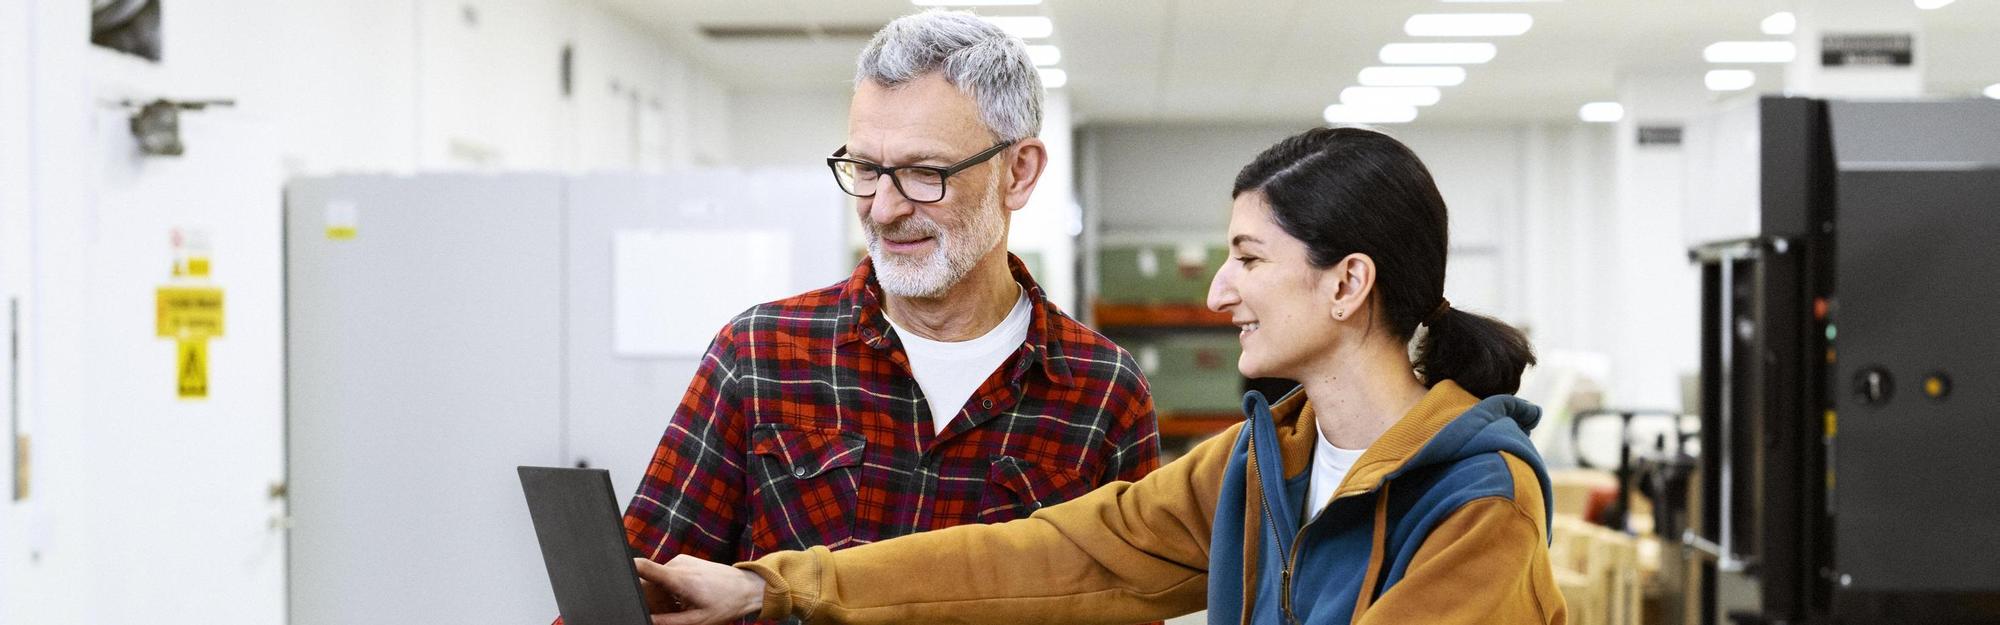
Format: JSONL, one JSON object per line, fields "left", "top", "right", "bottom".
{"left": 598, "top": 0, "right": 2000, "bottom": 125}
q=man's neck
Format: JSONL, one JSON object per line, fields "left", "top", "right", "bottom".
{"left": 882, "top": 252, "right": 1021, "bottom": 342}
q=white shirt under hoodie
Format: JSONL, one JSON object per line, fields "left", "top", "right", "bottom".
{"left": 1306, "top": 425, "right": 1370, "bottom": 521}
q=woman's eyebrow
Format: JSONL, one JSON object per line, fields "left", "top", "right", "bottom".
{"left": 1231, "top": 234, "right": 1264, "bottom": 248}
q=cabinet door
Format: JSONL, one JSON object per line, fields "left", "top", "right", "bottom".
{"left": 286, "top": 174, "right": 566, "bottom": 625}
{"left": 72, "top": 111, "right": 290, "bottom": 625}
{"left": 1831, "top": 168, "right": 2000, "bottom": 592}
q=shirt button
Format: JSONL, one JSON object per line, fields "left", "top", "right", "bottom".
{"left": 1031, "top": 501, "right": 1043, "bottom": 510}
{"left": 981, "top": 399, "right": 994, "bottom": 410}
{"left": 793, "top": 467, "right": 808, "bottom": 478}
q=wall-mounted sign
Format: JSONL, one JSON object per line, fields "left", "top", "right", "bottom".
{"left": 1639, "top": 125, "right": 1684, "bottom": 147}
{"left": 160, "top": 229, "right": 225, "bottom": 400}
{"left": 1822, "top": 33, "right": 1914, "bottom": 67}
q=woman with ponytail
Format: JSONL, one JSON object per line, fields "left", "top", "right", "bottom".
{"left": 634, "top": 127, "right": 1565, "bottom": 625}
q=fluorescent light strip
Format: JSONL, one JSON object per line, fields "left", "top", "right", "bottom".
{"left": 1026, "top": 44, "right": 1061, "bottom": 66}
{"left": 1578, "top": 102, "right": 1623, "bottom": 123}
{"left": 1341, "top": 86, "right": 1443, "bottom": 107}
{"left": 1705, "top": 69, "right": 1756, "bottom": 91}
{"left": 1915, "top": 0, "right": 1955, "bottom": 9}
{"left": 1380, "top": 42, "right": 1497, "bottom": 64}
{"left": 913, "top": 0, "right": 1041, "bottom": 5}
{"left": 1038, "top": 68, "right": 1067, "bottom": 88}
{"left": 1704, "top": 41, "right": 1796, "bottom": 64}
{"left": 1984, "top": 83, "right": 2000, "bottom": 99}
{"left": 1324, "top": 104, "right": 1419, "bottom": 124}
{"left": 1761, "top": 12, "right": 1796, "bottom": 36}
{"left": 1358, "top": 66, "right": 1467, "bottom": 87}
{"left": 982, "top": 16, "right": 1053, "bottom": 39}
{"left": 1404, "top": 13, "right": 1533, "bottom": 37}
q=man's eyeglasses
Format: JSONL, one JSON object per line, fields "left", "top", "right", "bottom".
{"left": 826, "top": 140, "right": 1014, "bottom": 204}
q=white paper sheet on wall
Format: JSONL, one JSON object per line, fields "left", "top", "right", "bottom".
{"left": 613, "top": 229, "right": 793, "bottom": 357}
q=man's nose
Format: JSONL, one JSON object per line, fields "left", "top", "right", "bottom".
{"left": 867, "top": 185, "right": 917, "bottom": 225}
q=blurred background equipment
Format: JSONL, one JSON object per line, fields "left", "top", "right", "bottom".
{"left": 1682, "top": 96, "right": 2000, "bottom": 625}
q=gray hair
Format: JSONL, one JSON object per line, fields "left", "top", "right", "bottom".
{"left": 855, "top": 9, "right": 1044, "bottom": 141}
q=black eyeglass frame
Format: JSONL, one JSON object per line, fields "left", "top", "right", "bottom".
{"left": 826, "top": 139, "right": 1015, "bottom": 204}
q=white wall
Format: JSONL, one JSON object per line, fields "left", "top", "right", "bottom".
{"left": 1080, "top": 121, "right": 1675, "bottom": 408}
{"left": 1082, "top": 123, "right": 1580, "bottom": 326}
{"left": 729, "top": 88, "right": 852, "bottom": 170}
{"left": 414, "top": 0, "right": 732, "bottom": 172}
{"left": 1605, "top": 74, "right": 1710, "bottom": 411}
{"left": 1, "top": 0, "right": 33, "bottom": 621}
{"left": 4, "top": 1, "right": 733, "bottom": 623}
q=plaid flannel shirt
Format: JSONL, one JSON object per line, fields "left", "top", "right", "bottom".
{"left": 623, "top": 254, "right": 1160, "bottom": 610}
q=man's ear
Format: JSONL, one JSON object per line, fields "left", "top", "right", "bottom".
{"left": 1002, "top": 138, "right": 1048, "bottom": 212}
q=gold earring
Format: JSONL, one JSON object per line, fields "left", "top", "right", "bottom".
{"left": 1335, "top": 308, "right": 1346, "bottom": 319}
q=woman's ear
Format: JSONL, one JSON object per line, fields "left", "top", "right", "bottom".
{"left": 1325, "top": 253, "right": 1376, "bottom": 322}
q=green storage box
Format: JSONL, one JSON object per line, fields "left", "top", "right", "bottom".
{"left": 1132, "top": 333, "right": 1244, "bottom": 415}
{"left": 1096, "top": 244, "right": 1226, "bottom": 306}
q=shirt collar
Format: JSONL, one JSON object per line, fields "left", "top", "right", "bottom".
{"left": 838, "top": 253, "right": 1077, "bottom": 387}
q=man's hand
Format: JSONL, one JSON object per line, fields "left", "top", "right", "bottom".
{"left": 633, "top": 555, "right": 767, "bottom": 625}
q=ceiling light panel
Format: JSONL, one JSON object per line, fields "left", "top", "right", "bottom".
{"left": 1578, "top": 102, "right": 1624, "bottom": 123}
{"left": 1704, "top": 41, "right": 1796, "bottom": 63}
{"left": 1761, "top": 12, "right": 1796, "bottom": 36}
{"left": 1379, "top": 42, "right": 1497, "bottom": 64}
{"left": 913, "top": 0, "right": 1041, "bottom": 5}
{"left": 1358, "top": 66, "right": 1467, "bottom": 87}
{"left": 982, "top": 16, "right": 1052, "bottom": 39}
{"left": 1026, "top": 44, "right": 1061, "bottom": 66}
{"left": 1705, "top": 69, "right": 1756, "bottom": 91}
{"left": 1038, "top": 68, "right": 1067, "bottom": 88}
{"left": 1404, "top": 14, "right": 1533, "bottom": 37}
{"left": 1323, "top": 104, "right": 1419, "bottom": 124}
{"left": 1341, "top": 86, "right": 1443, "bottom": 107}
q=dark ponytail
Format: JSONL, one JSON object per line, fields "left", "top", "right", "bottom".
{"left": 1415, "top": 306, "right": 1536, "bottom": 399}
{"left": 1232, "top": 127, "right": 1535, "bottom": 398}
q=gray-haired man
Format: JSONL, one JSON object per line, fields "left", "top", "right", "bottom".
{"left": 599, "top": 10, "right": 1161, "bottom": 624}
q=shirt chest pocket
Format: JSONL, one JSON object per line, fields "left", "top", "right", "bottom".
{"left": 976, "top": 455, "right": 1092, "bottom": 523}
{"left": 746, "top": 424, "right": 866, "bottom": 552}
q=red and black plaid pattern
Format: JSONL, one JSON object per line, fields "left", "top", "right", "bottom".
{"left": 623, "top": 253, "right": 1160, "bottom": 582}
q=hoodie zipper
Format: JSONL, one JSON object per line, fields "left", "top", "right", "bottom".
{"left": 1257, "top": 421, "right": 1401, "bottom": 625}
{"left": 1245, "top": 421, "right": 1289, "bottom": 624}
{"left": 1246, "top": 419, "right": 1308, "bottom": 625}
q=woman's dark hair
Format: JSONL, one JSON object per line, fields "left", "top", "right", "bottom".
{"left": 1231, "top": 127, "right": 1535, "bottom": 398}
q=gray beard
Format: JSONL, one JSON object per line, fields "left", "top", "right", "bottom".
{"left": 868, "top": 178, "right": 1005, "bottom": 299}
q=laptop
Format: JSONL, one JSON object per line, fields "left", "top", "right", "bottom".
{"left": 517, "top": 466, "right": 652, "bottom": 625}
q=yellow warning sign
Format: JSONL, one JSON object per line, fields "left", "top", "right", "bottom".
{"left": 12, "top": 435, "right": 27, "bottom": 501}
{"left": 177, "top": 339, "right": 208, "bottom": 400}
{"left": 156, "top": 286, "right": 225, "bottom": 339}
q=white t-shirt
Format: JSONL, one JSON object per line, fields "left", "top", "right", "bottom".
{"left": 1306, "top": 425, "right": 1369, "bottom": 521}
{"left": 886, "top": 289, "right": 1033, "bottom": 435}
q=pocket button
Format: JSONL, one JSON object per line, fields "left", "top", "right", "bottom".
{"left": 793, "top": 467, "right": 808, "bottom": 478}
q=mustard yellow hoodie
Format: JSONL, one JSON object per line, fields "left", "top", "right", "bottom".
{"left": 739, "top": 381, "right": 1566, "bottom": 624}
